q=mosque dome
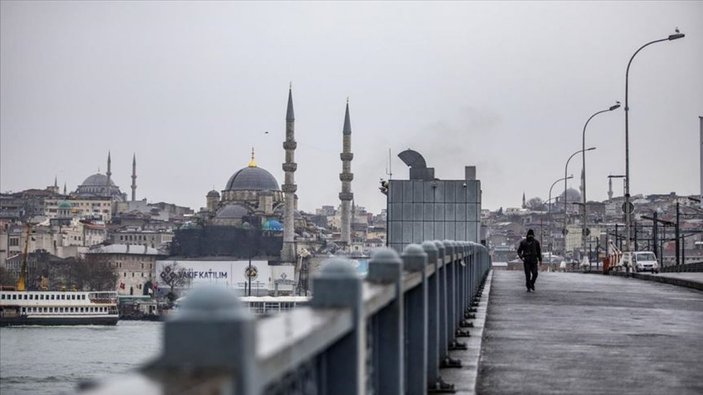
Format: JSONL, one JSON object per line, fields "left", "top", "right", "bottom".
{"left": 81, "top": 173, "right": 115, "bottom": 187}
{"left": 215, "top": 204, "right": 249, "bottom": 220}
{"left": 560, "top": 188, "right": 582, "bottom": 203}
{"left": 207, "top": 189, "right": 221, "bottom": 198}
{"left": 58, "top": 201, "right": 72, "bottom": 210}
{"left": 224, "top": 161, "right": 279, "bottom": 192}
{"left": 262, "top": 219, "right": 283, "bottom": 231}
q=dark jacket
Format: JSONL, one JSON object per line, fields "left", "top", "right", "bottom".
{"left": 517, "top": 236, "right": 542, "bottom": 263}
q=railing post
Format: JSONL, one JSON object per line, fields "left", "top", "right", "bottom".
{"left": 402, "top": 244, "right": 428, "bottom": 395}
{"left": 443, "top": 240, "right": 456, "bottom": 339}
{"left": 456, "top": 242, "right": 472, "bottom": 336}
{"left": 422, "top": 241, "right": 452, "bottom": 392}
{"left": 149, "top": 286, "right": 259, "bottom": 394}
{"left": 367, "top": 247, "right": 404, "bottom": 395}
{"left": 310, "top": 258, "right": 364, "bottom": 395}
{"left": 457, "top": 242, "right": 466, "bottom": 323}
{"left": 433, "top": 241, "right": 448, "bottom": 361}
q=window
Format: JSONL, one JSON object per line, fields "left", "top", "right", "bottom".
{"left": 22, "top": 307, "right": 26, "bottom": 313}
{"left": 1, "top": 295, "right": 4, "bottom": 300}
{"left": 61, "top": 295, "right": 65, "bottom": 300}
{"left": 51, "top": 295, "right": 55, "bottom": 300}
{"left": 40, "top": 294, "right": 44, "bottom": 300}
{"left": 23, "top": 294, "right": 27, "bottom": 300}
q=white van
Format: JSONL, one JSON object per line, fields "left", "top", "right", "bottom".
{"left": 633, "top": 251, "right": 659, "bottom": 273}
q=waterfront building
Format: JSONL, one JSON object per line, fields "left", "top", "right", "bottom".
{"left": 109, "top": 228, "right": 174, "bottom": 249}
{"left": 86, "top": 244, "right": 163, "bottom": 296}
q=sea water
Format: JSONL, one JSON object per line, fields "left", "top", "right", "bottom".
{"left": 0, "top": 321, "right": 162, "bottom": 395}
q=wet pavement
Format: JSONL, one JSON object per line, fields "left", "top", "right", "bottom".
{"left": 476, "top": 271, "right": 703, "bottom": 395}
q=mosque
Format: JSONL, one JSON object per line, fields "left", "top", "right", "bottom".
{"left": 71, "top": 152, "right": 135, "bottom": 202}
{"left": 205, "top": 149, "right": 285, "bottom": 232}
{"left": 171, "top": 87, "right": 356, "bottom": 265}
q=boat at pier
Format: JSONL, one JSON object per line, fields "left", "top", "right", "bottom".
{"left": 0, "top": 290, "right": 119, "bottom": 326}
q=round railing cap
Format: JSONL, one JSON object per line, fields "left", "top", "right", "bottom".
{"left": 319, "top": 257, "right": 357, "bottom": 278}
{"left": 402, "top": 243, "right": 426, "bottom": 257}
{"left": 370, "top": 248, "right": 402, "bottom": 264}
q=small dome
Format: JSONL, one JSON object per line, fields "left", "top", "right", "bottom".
{"left": 81, "top": 173, "right": 115, "bottom": 187}
{"left": 225, "top": 166, "right": 279, "bottom": 192}
{"left": 262, "top": 219, "right": 283, "bottom": 231}
{"left": 207, "top": 190, "right": 220, "bottom": 198}
{"left": 560, "top": 188, "right": 582, "bottom": 203}
{"left": 58, "top": 201, "right": 72, "bottom": 209}
{"left": 216, "top": 204, "right": 249, "bottom": 219}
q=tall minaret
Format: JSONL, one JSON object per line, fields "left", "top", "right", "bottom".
{"left": 339, "top": 99, "right": 354, "bottom": 248}
{"left": 608, "top": 176, "right": 614, "bottom": 200}
{"left": 131, "top": 153, "right": 137, "bottom": 201}
{"left": 63, "top": 182, "right": 67, "bottom": 195}
{"left": 106, "top": 151, "right": 112, "bottom": 196}
{"left": 281, "top": 86, "right": 297, "bottom": 263}
{"left": 521, "top": 192, "right": 526, "bottom": 209}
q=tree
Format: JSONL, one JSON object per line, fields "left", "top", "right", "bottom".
{"left": 56, "top": 257, "right": 119, "bottom": 291}
{"left": 158, "top": 262, "right": 192, "bottom": 302}
{"left": 0, "top": 266, "right": 17, "bottom": 288}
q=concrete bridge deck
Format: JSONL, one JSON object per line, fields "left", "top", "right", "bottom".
{"left": 476, "top": 271, "right": 703, "bottom": 394}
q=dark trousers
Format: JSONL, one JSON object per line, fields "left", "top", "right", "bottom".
{"left": 523, "top": 259, "right": 538, "bottom": 289}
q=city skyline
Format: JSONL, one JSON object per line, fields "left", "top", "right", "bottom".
{"left": 2, "top": 2, "right": 702, "bottom": 214}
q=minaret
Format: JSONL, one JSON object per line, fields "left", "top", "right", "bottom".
{"left": 131, "top": 153, "right": 137, "bottom": 201}
{"left": 339, "top": 99, "right": 354, "bottom": 248}
{"left": 608, "top": 177, "right": 614, "bottom": 200}
{"left": 522, "top": 192, "right": 526, "bottom": 209}
{"left": 106, "top": 151, "right": 112, "bottom": 196}
{"left": 281, "top": 86, "right": 297, "bottom": 263}
{"left": 63, "top": 182, "right": 67, "bottom": 195}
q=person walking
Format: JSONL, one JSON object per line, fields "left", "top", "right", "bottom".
{"left": 517, "top": 229, "right": 542, "bottom": 292}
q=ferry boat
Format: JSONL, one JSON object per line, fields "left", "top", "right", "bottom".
{"left": 0, "top": 290, "right": 119, "bottom": 326}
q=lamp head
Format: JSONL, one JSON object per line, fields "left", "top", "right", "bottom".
{"left": 669, "top": 28, "right": 685, "bottom": 40}
{"left": 586, "top": 147, "right": 596, "bottom": 152}
{"left": 609, "top": 101, "right": 621, "bottom": 111}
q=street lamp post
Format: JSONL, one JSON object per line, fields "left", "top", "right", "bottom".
{"left": 549, "top": 175, "right": 573, "bottom": 254}
{"left": 565, "top": 147, "right": 596, "bottom": 255}
{"left": 582, "top": 102, "right": 620, "bottom": 257}
{"left": 623, "top": 29, "right": 684, "bottom": 274}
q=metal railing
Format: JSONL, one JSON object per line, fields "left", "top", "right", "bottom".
{"left": 82, "top": 240, "right": 491, "bottom": 395}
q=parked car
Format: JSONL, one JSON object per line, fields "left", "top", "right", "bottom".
{"left": 633, "top": 251, "right": 659, "bottom": 273}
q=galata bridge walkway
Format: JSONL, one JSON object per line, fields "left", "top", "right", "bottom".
{"left": 83, "top": 241, "right": 703, "bottom": 395}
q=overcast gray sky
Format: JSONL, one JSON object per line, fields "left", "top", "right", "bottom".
{"left": 2, "top": 1, "right": 701, "bottom": 214}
